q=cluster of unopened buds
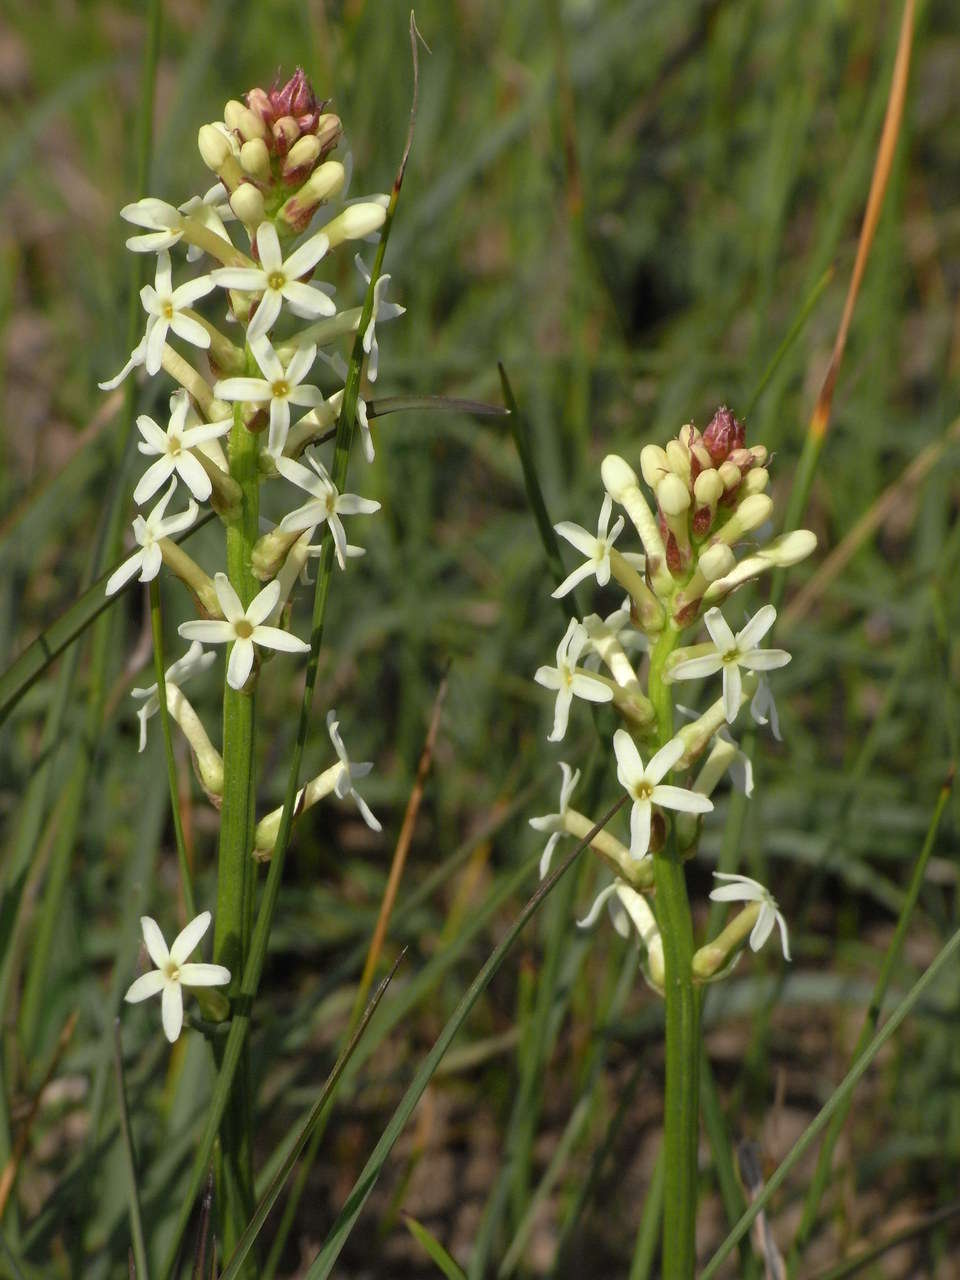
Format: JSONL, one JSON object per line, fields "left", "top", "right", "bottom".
{"left": 107, "top": 71, "right": 396, "bottom": 1042}
{"left": 531, "top": 408, "right": 814, "bottom": 990}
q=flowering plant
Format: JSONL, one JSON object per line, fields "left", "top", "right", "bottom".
{"left": 530, "top": 405, "right": 816, "bottom": 1273}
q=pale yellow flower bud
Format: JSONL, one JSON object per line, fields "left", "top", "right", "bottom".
{"left": 239, "top": 137, "right": 271, "bottom": 181}
{"left": 639, "top": 444, "right": 669, "bottom": 489}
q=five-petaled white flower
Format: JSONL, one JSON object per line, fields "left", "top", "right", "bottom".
{"left": 534, "top": 618, "right": 613, "bottom": 742}
{"left": 669, "top": 605, "right": 791, "bottom": 723}
{"left": 121, "top": 197, "right": 184, "bottom": 253}
{"left": 552, "top": 495, "right": 625, "bottom": 599}
{"left": 105, "top": 480, "right": 198, "bottom": 596}
{"left": 215, "top": 335, "right": 324, "bottom": 457}
{"left": 140, "top": 250, "right": 215, "bottom": 375}
{"left": 612, "top": 729, "right": 713, "bottom": 858}
{"left": 124, "top": 911, "right": 230, "bottom": 1043}
{"left": 178, "top": 573, "right": 310, "bottom": 690}
{"left": 130, "top": 641, "right": 215, "bottom": 752}
{"left": 529, "top": 761, "right": 581, "bottom": 877}
{"left": 211, "top": 221, "right": 335, "bottom": 342}
{"left": 134, "top": 389, "right": 232, "bottom": 505}
{"left": 355, "top": 254, "right": 405, "bottom": 383}
{"left": 709, "top": 872, "right": 791, "bottom": 961}
{"left": 275, "top": 453, "right": 381, "bottom": 569}
{"left": 327, "top": 710, "right": 381, "bottom": 831}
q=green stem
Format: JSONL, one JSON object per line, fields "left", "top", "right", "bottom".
{"left": 647, "top": 624, "right": 700, "bottom": 1280}
{"left": 148, "top": 580, "right": 196, "bottom": 921}
{"left": 214, "top": 385, "right": 260, "bottom": 1263}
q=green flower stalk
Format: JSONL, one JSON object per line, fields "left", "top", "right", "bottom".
{"left": 530, "top": 405, "right": 816, "bottom": 1277}
{"left": 104, "top": 68, "right": 399, "bottom": 1263}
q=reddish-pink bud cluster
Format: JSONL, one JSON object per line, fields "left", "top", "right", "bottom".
{"left": 701, "top": 406, "right": 746, "bottom": 466}
{"left": 244, "top": 69, "right": 339, "bottom": 160}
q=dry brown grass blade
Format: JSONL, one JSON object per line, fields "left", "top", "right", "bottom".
{"left": 349, "top": 668, "right": 449, "bottom": 1028}
{"left": 808, "top": 0, "right": 915, "bottom": 442}
{"left": 0, "top": 1010, "right": 78, "bottom": 1215}
{"left": 783, "top": 412, "right": 960, "bottom": 628}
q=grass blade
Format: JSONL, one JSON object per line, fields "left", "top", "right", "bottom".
{"left": 700, "top": 921, "right": 960, "bottom": 1279}
{"left": 403, "top": 1215, "right": 468, "bottom": 1280}
{"left": 114, "top": 1022, "right": 150, "bottom": 1280}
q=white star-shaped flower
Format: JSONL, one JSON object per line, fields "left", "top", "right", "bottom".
{"left": 215, "top": 335, "right": 324, "bottom": 457}
{"left": 534, "top": 618, "right": 613, "bottom": 742}
{"left": 669, "top": 605, "right": 791, "bottom": 723}
{"left": 99, "top": 334, "right": 148, "bottom": 391}
{"left": 327, "top": 710, "right": 381, "bottom": 831}
{"left": 355, "top": 254, "right": 405, "bottom": 383}
{"left": 121, "top": 197, "right": 184, "bottom": 253}
{"left": 130, "top": 641, "right": 216, "bottom": 752}
{"left": 529, "top": 761, "right": 581, "bottom": 877}
{"left": 211, "top": 221, "right": 335, "bottom": 341}
{"left": 124, "top": 911, "right": 231, "bottom": 1043}
{"left": 105, "top": 480, "right": 198, "bottom": 596}
{"left": 178, "top": 573, "right": 310, "bottom": 690}
{"left": 140, "top": 250, "right": 216, "bottom": 375}
{"left": 552, "top": 495, "right": 625, "bottom": 599}
{"left": 613, "top": 729, "right": 713, "bottom": 858}
{"left": 275, "top": 453, "right": 380, "bottom": 569}
{"left": 709, "top": 872, "right": 791, "bottom": 960}
{"left": 133, "top": 389, "right": 232, "bottom": 505}
{"left": 179, "top": 185, "right": 235, "bottom": 263}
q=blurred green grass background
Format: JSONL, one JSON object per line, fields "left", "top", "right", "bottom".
{"left": 1, "top": 0, "right": 959, "bottom": 1276}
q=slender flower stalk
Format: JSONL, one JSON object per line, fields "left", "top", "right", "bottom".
{"left": 529, "top": 405, "right": 815, "bottom": 1276}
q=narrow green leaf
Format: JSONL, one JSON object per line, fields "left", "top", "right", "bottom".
{"left": 114, "top": 1022, "right": 150, "bottom": 1280}
{"left": 304, "top": 799, "right": 627, "bottom": 1279}
{"left": 403, "top": 1215, "right": 468, "bottom": 1280}
{"left": 700, "top": 923, "right": 960, "bottom": 1279}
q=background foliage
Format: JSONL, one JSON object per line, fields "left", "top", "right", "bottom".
{"left": 0, "top": 0, "right": 958, "bottom": 1275}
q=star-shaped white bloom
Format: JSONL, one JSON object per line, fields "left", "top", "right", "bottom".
{"left": 552, "top": 495, "right": 625, "bottom": 599}
{"left": 105, "top": 480, "right": 199, "bottom": 596}
{"left": 355, "top": 254, "right": 405, "bottom": 383}
{"left": 178, "top": 573, "right": 310, "bottom": 690}
{"left": 613, "top": 729, "right": 713, "bottom": 858}
{"left": 121, "top": 197, "right": 184, "bottom": 253}
{"left": 179, "top": 185, "right": 235, "bottom": 263}
{"left": 534, "top": 618, "right": 613, "bottom": 742}
{"left": 130, "top": 641, "right": 216, "bottom": 752}
{"left": 669, "top": 605, "right": 791, "bottom": 723}
{"left": 99, "top": 334, "right": 148, "bottom": 391}
{"left": 125, "top": 912, "right": 230, "bottom": 1042}
{"left": 211, "top": 221, "right": 335, "bottom": 341}
{"left": 140, "top": 250, "right": 215, "bottom": 375}
{"left": 327, "top": 710, "right": 381, "bottom": 831}
{"left": 215, "top": 335, "right": 324, "bottom": 457}
{"left": 529, "top": 762, "right": 581, "bottom": 877}
{"left": 275, "top": 453, "right": 380, "bottom": 569}
{"left": 709, "top": 872, "right": 791, "bottom": 960}
{"left": 133, "top": 389, "right": 232, "bottom": 505}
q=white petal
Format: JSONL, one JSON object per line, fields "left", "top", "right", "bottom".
{"left": 140, "top": 916, "right": 169, "bottom": 968}
{"left": 169, "top": 313, "right": 212, "bottom": 350}
{"left": 227, "top": 638, "right": 255, "bottom": 689}
{"left": 650, "top": 784, "right": 713, "bottom": 814}
{"left": 284, "top": 231, "right": 330, "bottom": 278}
{"left": 247, "top": 289, "right": 282, "bottom": 342}
{"left": 577, "top": 882, "right": 619, "bottom": 929}
{"left": 551, "top": 561, "right": 596, "bottom": 600}
{"left": 629, "top": 799, "right": 652, "bottom": 857}
{"left": 281, "top": 280, "right": 337, "bottom": 318}
{"left": 554, "top": 521, "right": 598, "bottom": 558}
{"left": 256, "top": 220, "right": 283, "bottom": 272}
{"left": 722, "top": 664, "right": 742, "bottom": 723}
{"left": 569, "top": 674, "right": 614, "bottom": 703}
{"left": 267, "top": 399, "right": 291, "bottom": 456}
{"left": 175, "top": 452, "right": 212, "bottom": 502}
{"left": 613, "top": 728, "right": 644, "bottom": 789}
{"left": 534, "top": 666, "right": 562, "bottom": 691}
{"left": 645, "top": 736, "right": 685, "bottom": 784}
{"left": 538, "top": 831, "right": 561, "bottom": 880}
{"left": 669, "top": 654, "right": 724, "bottom": 682}
{"left": 179, "top": 962, "right": 231, "bottom": 987}
{"left": 124, "top": 970, "right": 166, "bottom": 1003}
{"left": 136, "top": 414, "right": 169, "bottom": 453}
{"left": 213, "top": 572, "right": 243, "bottom": 624}
{"left": 736, "top": 604, "right": 777, "bottom": 652}
{"left": 284, "top": 342, "right": 317, "bottom": 388}
{"left": 749, "top": 906, "right": 776, "bottom": 953}
{"left": 548, "top": 686, "right": 573, "bottom": 742}
{"left": 161, "top": 983, "right": 184, "bottom": 1042}
{"left": 741, "top": 648, "right": 791, "bottom": 672}
{"left": 250, "top": 624, "right": 310, "bottom": 654}
{"left": 703, "top": 607, "right": 736, "bottom": 652}
{"left": 169, "top": 910, "right": 211, "bottom": 965}
{"left": 215, "top": 376, "right": 272, "bottom": 402}
{"left": 246, "top": 580, "right": 283, "bottom": 626}
{"left": 105, "top": 552, "right": 144, "bottom": 596}
{"left": 177, "top": 619, "right": 236, "bottom": 644}
{"left": 210, "top": 267, "right": 267, "bottom": 291}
